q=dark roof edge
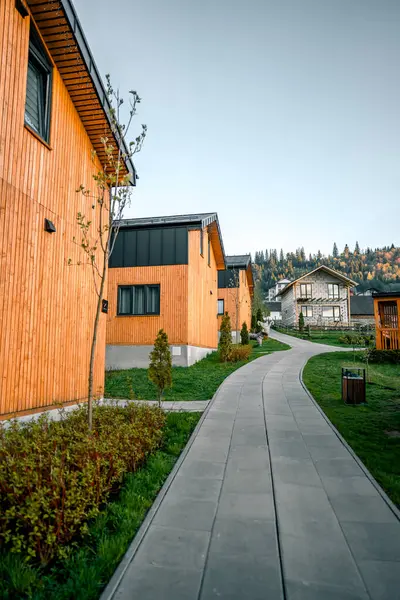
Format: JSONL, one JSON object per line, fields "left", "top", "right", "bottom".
{"left": 372, "top": 291, "right": 400, "bottom": 298}
{"left": 61, "top": 0, "right": 136, "bottom": 184}
{"left": 225, "top": 254, "right": 251, "bottom": 268}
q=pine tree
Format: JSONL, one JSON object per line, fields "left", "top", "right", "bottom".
{"left": 148, "top": 329, "right": 172, "bottom": 406}
{"left": 299, "top": 311, "right": 305, "bottom": 332}
{"left": 343, "top": 244, "right": 350, "bottom": 258}
{"left": 354, "top": 241, "right": 360, "bottom": 255}
{"left": 317, "top": 249, "right": 322, "bottom": 260}
{"left": 279, "top": 248, "right": 284, "bottom": 265}
{"left": 251, "top": 314, "right": 257, "bottom": 331}
{"left": 240, "top": 322, "right": 249, "bottom": 345}
{"left": 256, "top": 307, "right": 263, "bottom": 333}
{"left": 300, "top": 247, "right": 306, "bottom": 262}
{"left": 332, "top": 242, "right": 338, "bottom": 258}
{"left": 219, "top": 312, "right": 232, "bottom": 362}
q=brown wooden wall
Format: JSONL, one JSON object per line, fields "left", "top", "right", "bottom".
{"left": 218, "top": 269, "right": 252, "bottom": 335}
{"left": 106, "top": 265, "right": 189, "bottom": 346}
{"left": 188, "top": 228, "right": 219, "bottom": 349}
{"left": 373, "top": 297, "right": 400, "bottom": 350}
{"left": 0, "top": 2, "right": 106, "bottom": 416}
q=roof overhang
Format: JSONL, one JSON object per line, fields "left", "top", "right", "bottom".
{"left": 280, "top": 265, "right": 357, "bottom": 296}
{"left": 25, "top": 0, "right": 136, "bottom": 184}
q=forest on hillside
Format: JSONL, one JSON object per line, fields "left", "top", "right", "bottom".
{"left": 253, "top": 242, "right": 400, "bottom": 295}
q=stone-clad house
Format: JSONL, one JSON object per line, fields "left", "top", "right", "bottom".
{"left": 279, "top": 266, "right": 356, "bottom": 326}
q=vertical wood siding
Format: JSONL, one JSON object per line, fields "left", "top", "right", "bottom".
{"left": 106, "top": 266, "right": 189, "bottom": 346}
{"left": 188, "top": 229, "right": 219, "bottom": 349}
{"left": 217, "top": 269, "right": 252, "bottom": 335}
{"left": 0, "top": 3, "right": 106, "bottom": 416}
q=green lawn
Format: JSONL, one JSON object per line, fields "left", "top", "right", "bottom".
{"left": 0, "top": 412, "right": 201, "bottom": 600}
{"left": 274, "top": 327, "right": 372, "bottom": 347}
{"left": 303, "top": 351, "right": 400, "bottom": 507}
{"left": 105, "top": 338, "right": 291, "bottom": 401}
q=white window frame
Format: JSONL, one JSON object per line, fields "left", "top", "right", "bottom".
{"left": 217, "top": 299, "right": 224, "bottom": 315}
{"left": 327, "top": 283, "right": 340, "bottom": 299}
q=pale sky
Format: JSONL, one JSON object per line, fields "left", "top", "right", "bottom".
{"left": 74, "top": 0, "right": 400, "bottom": 258}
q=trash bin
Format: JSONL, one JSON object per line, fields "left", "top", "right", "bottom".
{"left": 342, "top": 368, "right": 366, "bottom": 405}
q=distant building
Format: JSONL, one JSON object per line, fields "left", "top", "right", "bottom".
{"left": 373, "top": 292, "right": 400, "bottom": 350}
{"left": 217, "top": 255, "right": 254, "bottom": 343}
{"left": 350, "top": 296, "right": 374, "bottom": 325}
{"left": 264, "top": 302, "right": 282, "bottom": 321}
{"left": 279, "top": 266, "right": 356, "bottom": 326}
{"left": 266, "top": 278, "right": 292, "bottom": 301}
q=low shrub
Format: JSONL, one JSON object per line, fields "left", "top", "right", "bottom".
{"left": 0, "top": 403, "right": 165, "bottom": 566}
{"left": 365, "top": 349, "right": 400, "bottom": 364}
{"left": 228, "top": 344, "right": 252, "bottom": 362}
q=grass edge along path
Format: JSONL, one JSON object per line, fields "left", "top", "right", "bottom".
{"left": 303, "top": 351, "right": 400, "bottom": 507}
{"left": 105, "top": 337, "right": 291, "bottom": 401}
{"left": 0, "top": 412, "right": 202, "bottom": 600}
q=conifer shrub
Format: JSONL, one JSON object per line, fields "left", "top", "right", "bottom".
{"left": 255, "top": 308, "right": 263, "bottom": 333}
{"left": 219, "top": 312, "right": 232, "bottom": 362}
{"left": 0, "top": 403, "right": 165, "bottom": 565}
{"left": 148, "top": 329, "right": 172, "bottom": 405}
{"left": 251, "top": 314, "right": 256, "bottom": 332}
{"left": 240, "top": 321, "right": 249, "bottom": 345}
{"left": 229, "top": 344, "right": 252, "bottom": 362}
{"left": 299, "top": 311, "right": 305, "bottom": 332}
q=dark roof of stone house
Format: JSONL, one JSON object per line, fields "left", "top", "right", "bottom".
{"left": 265, "top": 302, "right": 282, "bottom": 312}
{"left": 350, "top": 296, "right": 374, "bottom": 316}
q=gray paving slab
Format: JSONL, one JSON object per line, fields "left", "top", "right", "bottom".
{"left": 102, "top": 331, "right": 400, "bottom": 600}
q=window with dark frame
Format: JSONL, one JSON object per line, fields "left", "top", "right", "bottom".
{"left": 117, "top": 285, "right": 160, "bottom": 316}
{"left": 217, "top": 299, "right": 224, "bottom": 315}
{"left": 327, "top": 283, "right": 340, "bottom": 299}
{"left": 301, "top": 305, "right": 313, "bottom": 317}
{"left": 25, "top": 26, "right": 52, "bottom": 142}
{"left": 299, "top": 283, "right": 312, "bottom": 298}
{"left": 322, "top": 306, "right": 341, "bottom": 320}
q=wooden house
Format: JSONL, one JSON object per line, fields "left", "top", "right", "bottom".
{"left": 279, "top": 266, "right": 356, "bottom": 326}
{"left": 373, "top": 292, "right": 400, "bottom": 350}
{"left": 0, "top": 0, "right": 135, "bottom": 417}
{"left": 217, "top": 255, "right": 254, "bottom": 342}
{"left": 106, "top": 213, "right": 226, "bottom": 367}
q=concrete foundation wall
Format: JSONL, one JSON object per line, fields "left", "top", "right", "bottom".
{"left": 106, "top": 344, "right": 216, "bottom": 370}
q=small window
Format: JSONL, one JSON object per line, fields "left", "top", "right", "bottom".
{"left": 25, "top": 26, "right": 52, "bottom": 142}
{"left": 301, "top": 305, "right": 313, "bottom": 317}
{"left": 208, "top": 236, "right": 211, "bottom": 267}
{"left": 300, "top": 283, "right": 312, "bottom": 298}
{"left": 327, "top": 283, "right": 340, "bottom": 299}
{"left": 117, "top": 285, "right": 160, "bottom": 316}
{"left": 217, "top": 299, "right": 224, "bottom": 315}
{"left": 322, "top": 306, "right": 341, "bottom": 320}
{"left": 200, "top": 229, "right": 204, "bottom": 256}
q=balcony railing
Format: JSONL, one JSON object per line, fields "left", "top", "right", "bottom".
{"left": 376, "top": 328, "right": 400, "bottom": 350}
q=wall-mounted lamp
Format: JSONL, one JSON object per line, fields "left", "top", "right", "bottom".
{"left": 44, "top": 218, "right": 56, "bottom": 233}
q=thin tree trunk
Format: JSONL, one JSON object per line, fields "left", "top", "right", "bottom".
{"left": 88, "top": 252, "right": 107, "bottom": 430}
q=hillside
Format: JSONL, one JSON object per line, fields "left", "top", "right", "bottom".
{"left": 253, "top": 243, "right": 400, "bottom": 294}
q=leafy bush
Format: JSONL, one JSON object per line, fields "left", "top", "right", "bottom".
{"left": 0, "top": 403, "right": 165, "bottom": 566}
{"left": 365, "top": 349, "right": 400, "bottom": 364}
{"left": 219, "top": 312, "right": 232, "bottom": 362}
{"left": 240, "top": 322, "right": 249, "bottom": 345}
{"left": 228, "top": 344, "right": 252, "bottom": 362}
{"left": 338, "top": 333, "right": 375, "bottom": 347}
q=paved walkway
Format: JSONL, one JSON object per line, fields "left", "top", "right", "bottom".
{"left": 102, "top": 332, "right": 400, "bottom": 600}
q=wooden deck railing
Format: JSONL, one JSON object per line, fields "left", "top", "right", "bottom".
{"left": 376, "top": 328, "right": 400, "bottom": 350}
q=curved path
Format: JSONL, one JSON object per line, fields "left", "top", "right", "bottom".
{"left": 102, "top": 332, "right": 400, "bottom": 600}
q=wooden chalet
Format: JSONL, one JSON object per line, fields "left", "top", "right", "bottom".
{"left": 373, "top": 292, "right": 400, "bottom": 350}
{"left": 0, "top": 0, "right": 134, "bottom": 417}
{"left": 106, "top": 213, "right": 226, "bottom": 367}
{"left": 217, "top": 255, "right": 254, "bottom": 342}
